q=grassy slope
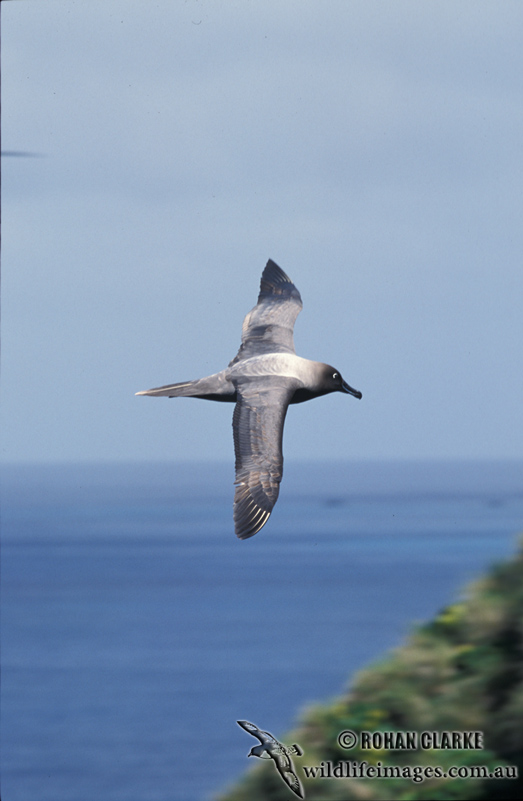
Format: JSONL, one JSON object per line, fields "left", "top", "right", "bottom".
{"left": 218, "top": 539, "right": 523, "bottom": 800}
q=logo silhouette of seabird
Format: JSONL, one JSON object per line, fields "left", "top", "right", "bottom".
{"left": 237, "top": 719, "right": 305, "bottom": 798}
{"left": 137, "top": 259, "right": 362, "bottom": 539}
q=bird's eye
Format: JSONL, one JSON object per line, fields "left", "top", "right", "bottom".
{"left": 332, "top": 372, "right": 339, "bottom": 380}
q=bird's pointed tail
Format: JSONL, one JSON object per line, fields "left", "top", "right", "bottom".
{"left": 136, "top": 371, "right": 236, "bottom": 401}
{"left": 135, "top": 380, "right": 200, "bottom": 398}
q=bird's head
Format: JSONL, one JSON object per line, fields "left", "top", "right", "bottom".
{"left": 248, "top": 745, "right": 269, "bottom": 758}
{"left": 322, "top": 364, "right": 362, "bottom": 399}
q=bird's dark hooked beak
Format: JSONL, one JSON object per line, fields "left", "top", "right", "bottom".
{"left": 341, "top": 380, "right": 362, "bottom": 399}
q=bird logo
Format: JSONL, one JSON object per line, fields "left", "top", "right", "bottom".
{"left": 237, "top": 719, "right": 305, "bottom": 798}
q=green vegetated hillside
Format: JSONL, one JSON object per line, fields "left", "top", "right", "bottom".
{"left": 218, "top": 539, "right": 523, "bottom": 800}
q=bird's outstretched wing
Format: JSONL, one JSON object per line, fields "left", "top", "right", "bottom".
{"left": 273, "top": 753, "right": 305, "bottom": 799}
{"left": 229, "top": 260, "right": 303, "bottom": 366}
{"left": 237, "top": 720, "right": 265, "bottom": 740}
{"left": 232, "top": 381, "right": 296, "bottom": 539}
{"left": 236, "top": 720, "right": 279, "bottom": 749}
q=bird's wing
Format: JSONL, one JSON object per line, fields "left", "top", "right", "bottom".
{"left": 237, "top": 720, "right": 262, "bottom": 739}
{"left": 273, "top": 753, "right": 305, "bottom": 799}
{"left": 229, "top": 260, "right": 303, "bottom": 365}
{"left": 232, "top": 380, "right": 297, "bottom": 539}
{"left": 237, "top": 720, "right": 272, "bottom": 744}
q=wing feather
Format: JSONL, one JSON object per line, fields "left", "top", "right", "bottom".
{"left": 273, "top": 751, "right": 304, "bottom": 798}
{"left": 232, "top": 381, "right": 296, "bottom": 539}
{"left": 229, "top": 260, "right": 302, "bottom": 365}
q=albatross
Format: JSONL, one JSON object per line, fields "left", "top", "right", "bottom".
{"left": 136, "top": 259, "right": 362, "bottom": 539}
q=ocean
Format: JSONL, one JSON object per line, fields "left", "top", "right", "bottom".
{"left": 1, "top": 460, "right": 523, "bottom": 801}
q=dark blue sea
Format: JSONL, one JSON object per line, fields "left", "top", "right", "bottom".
{"left": 2, "top": 460, "right": 523, "bottom": 801}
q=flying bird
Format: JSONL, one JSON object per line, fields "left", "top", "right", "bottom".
{"left": 237, "top": 719, "right": 304, "bottom": 799}
{"left": 136, "top": 259, "right": 362, "bottom": 538}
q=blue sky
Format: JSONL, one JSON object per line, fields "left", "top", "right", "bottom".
{"left": 1, "top": 0, "right": 523, "bottom": 463}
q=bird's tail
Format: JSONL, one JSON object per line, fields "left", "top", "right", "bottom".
{"left": 136, "top": 379, "right": 204, "bottom": 398}
{"left": 136, "top": 371, "right": 236, "bottom": 401}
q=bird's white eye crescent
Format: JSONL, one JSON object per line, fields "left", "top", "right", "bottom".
{"left": 332, "top": 372, "right": 339, "bottom": 379}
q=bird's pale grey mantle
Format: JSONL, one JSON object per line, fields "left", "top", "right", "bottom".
{"left": 136, "top": 260, "right": 362, "bottom": 539}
